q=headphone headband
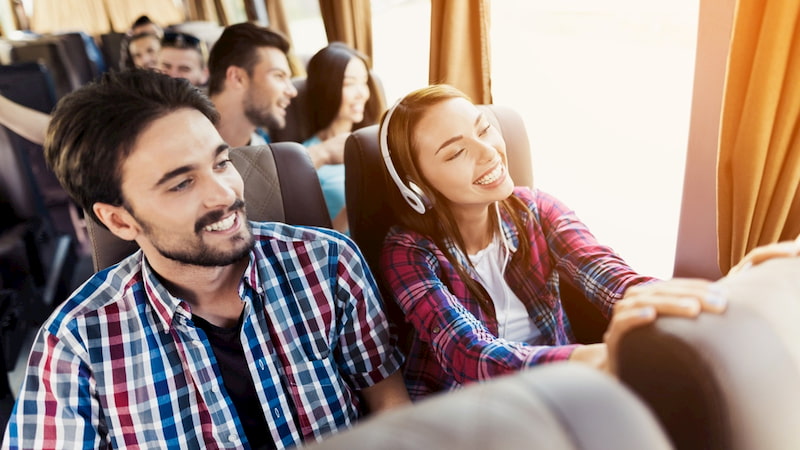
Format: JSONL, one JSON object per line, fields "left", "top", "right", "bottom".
{"left": 380, "top": 100, "right": 429, "bottom": 214}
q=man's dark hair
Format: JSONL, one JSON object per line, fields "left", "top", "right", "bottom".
{"left": 207, "top": 22, "right": 290, "bottom": 96}
{"left": 44, "top": 69, "right": 219, "bottom": 228}
{"left": 131, "top": 15, "right": 155, "bottom": 29}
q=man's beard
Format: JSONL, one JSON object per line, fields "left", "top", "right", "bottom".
{"left": 134, "top": 199, "right": 255, "bottom": 267}
{"left": 243, "top": 98, "right": 283, "bottom": 132}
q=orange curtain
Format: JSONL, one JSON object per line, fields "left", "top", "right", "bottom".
{"left": 103, "top": 0, "right": 185, "bottom": 32}
{"left": 31, "top": 0, "right": 110, "bottom": 34}
{"left": 262, "top": 0, "right": 304, "bottom": 77}
{"left": 717, "top": 0, "right": 800, "bottom": 273}
{"left": 318, "top": 0, "right": 373, "bottom": 63}
{"left": 429, "top": 0, "right": 491, "bottom": 104}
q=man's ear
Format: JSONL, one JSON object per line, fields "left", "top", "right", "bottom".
{"left": 92, "top": 202, "right": 140, "bottom": 241}
{"left": 200, "top": 67, "right": 210, "bottom": 86}
{"left": 225, "top": 65, "right": 246, "bottom": 88}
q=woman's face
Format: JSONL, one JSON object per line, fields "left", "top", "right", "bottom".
{"left": 337, "top": 57, "right": 371, "bottom": 125}
{"left": 412, "top": 97, "right": 514, "bottom": 214}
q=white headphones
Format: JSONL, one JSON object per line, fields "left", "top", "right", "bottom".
{"left": 380, "top": 100, "right": 430, "bottom": 214}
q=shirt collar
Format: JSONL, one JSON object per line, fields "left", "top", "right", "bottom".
{"left": 139, "top": 249, "right": 261, "bottom": 331}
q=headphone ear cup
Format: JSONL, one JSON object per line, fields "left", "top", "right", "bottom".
{"left": 408, "top": 181, "right": 432, "bottom": 210}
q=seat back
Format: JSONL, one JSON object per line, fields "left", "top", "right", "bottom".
{"left": 9, "top": 37, "right": 80, "bottom": 99}
{"left": 616, "top": 257, "right": 800, "bottom": 449}
{"left": 86, "top": 142, "right": 331, "bottom": 271}
{"left": 309, "top": 362, "right": 672, "bottom": 450}
{"left": 0, "top": 62, "right": 79, "bottom": 242}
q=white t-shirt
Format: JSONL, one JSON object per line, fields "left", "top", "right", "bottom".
{"left": 469, "top": 237, "right": 542, "bottom": 344}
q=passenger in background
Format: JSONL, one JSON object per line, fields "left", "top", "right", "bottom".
{"left": 378, "top": 84, "right": 727, "bottom": 400}
{"left": 159, "top": 31, "right": 209, "bottom": 89}
{"left": 119, "top": 15, "right": 163, "bottom": 70}
{"left": 127, "top": 32, "right": 161, "bottom": 70}
{"left": 207, "top": 22, "right": 297, "bottom": 147}
{"left": 4, "top": 69, "right": 409, "bottom": 449}
{"left": 302, "top": 43, "right": 381, "bottom": 233}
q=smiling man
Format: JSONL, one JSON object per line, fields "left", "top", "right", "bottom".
{"left": 207, "top": 22, "right": 297, "bottom": 147}
{"left": 2, "top": 69, "right": 408, "bottom": 449}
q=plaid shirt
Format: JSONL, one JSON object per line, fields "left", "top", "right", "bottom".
{"left": 4, "top": 222, "right": 403, "bottom": 449}
{"left": 381, "top": 187, "right": 655, "bottom": 400}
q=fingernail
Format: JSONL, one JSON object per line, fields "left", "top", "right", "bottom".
{"left": 678, "top": 298, "right": 702, "bottom": 314}
{"left": 638, "top": 306, "right": 656, "bottom": 318}
{"left": 705, "top": 285, "right": 728, "bottom": 312}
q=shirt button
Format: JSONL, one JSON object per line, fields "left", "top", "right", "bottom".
{"left": 432, "top": 326, "right": 441, "bottom": 334}
{"left": 228, "top": 434, "right": 237, "bottom": 443}
{"left": 273, "top": 408, "right": 281, "bottom": 418}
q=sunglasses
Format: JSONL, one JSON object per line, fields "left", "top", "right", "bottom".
{"left": 162, "top": 32, "right": 203, "bottom": 49}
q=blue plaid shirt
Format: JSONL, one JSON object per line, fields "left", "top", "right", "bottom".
{"left": 4, "top": 222, "right": 403, "bottom": 449}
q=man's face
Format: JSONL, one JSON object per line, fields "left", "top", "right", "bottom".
{"left": 118, "top": 108, "right": 253, "bottom": 267}
{"left": 159, "top": 47, "right": 209, "bottom": 87}
{"left": 242, "top": 47, "right": 298, "bottom": 131}
{"left": 129, "top": 35, "right": 161, "bottom": 70}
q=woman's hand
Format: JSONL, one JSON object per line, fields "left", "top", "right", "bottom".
{"left": 602, "top": 279, "right": 728, "bottom": 375}
{"left": 728, "top": 234, "right": 800, "bottom": 275}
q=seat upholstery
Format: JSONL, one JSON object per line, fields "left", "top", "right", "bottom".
{"left": 308, "top": 362, "right": 672, "bottom": 450}
{"left": 344, "top": 104, "right": 608, "bottom": 343}
{"left": 615, "top": 256, "right": 800, "bottom": 449}
{"left": 86, "top": 142, "right": 331, "bottom": 271}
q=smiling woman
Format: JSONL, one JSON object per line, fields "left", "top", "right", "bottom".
{"left": 375, "top": 83, "right": 678, "bottom": 401}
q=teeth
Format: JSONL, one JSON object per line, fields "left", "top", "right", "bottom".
{"left": 204, "top": 214, "right": 236, "bottom": 232}
{"left": 475, "top": 164, "right": 504, "bottom": 185}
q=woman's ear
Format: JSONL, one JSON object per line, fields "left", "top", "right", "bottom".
{"left": 92, "top": 202, "right": 140, "bottom": 241}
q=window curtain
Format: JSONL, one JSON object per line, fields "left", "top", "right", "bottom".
{"left": 429, "top": 0, "right": 491, "bottom": 104}
{"left": 183, "top": 0, "right": 221, "bottom": 24}
{"left": 103, "top": 0, "right": 185, "bottom": 32}
{"left": 318, "top": 0, "right": 373, "bottom": 64}
{"left": 717, "top": 0, "right": 800, "bottom": 273}
{"left": 264, "top": 0, "right": 304, "bottom": 76}
{"left": 31, "top": 0, "right": 110, "bottom": 34}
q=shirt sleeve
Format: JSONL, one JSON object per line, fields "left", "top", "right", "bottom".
{"left": 531, "top": 188, "right": 658, "bottom": 317}
{"left": 333, "top": 237, "right": 404, "bottom": 388}
{"left": 4, "top": 327, "right": 109, "bottom": 449}
{"left": 381, "top": 235, "right": 577, "bottom": 384}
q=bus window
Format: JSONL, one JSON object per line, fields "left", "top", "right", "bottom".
{"left": 491, "top": 0, "right": 700, "bottom": 279}
{"left": 285, "top": 0, "right": 327, "bottom": 63}
{"left": 371, "top": 0, "right": 430, "bottom": 103}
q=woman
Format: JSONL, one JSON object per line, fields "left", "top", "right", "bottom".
{"left": 378, "top": 84, "right": 726, "bottom": 399}
{"left": 302, "top": 42, "right": 383, "bottom": 232}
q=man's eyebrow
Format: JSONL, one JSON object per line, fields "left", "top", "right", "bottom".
{"left": 435, "top": 112, "right": 484, "bottom": 155}
{"left": 154, "top": 144, "right": 229, "bottom": 188}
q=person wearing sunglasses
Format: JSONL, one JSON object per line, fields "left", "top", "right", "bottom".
{"left": 159, "top": 31, "right": 209, "bottom": 88}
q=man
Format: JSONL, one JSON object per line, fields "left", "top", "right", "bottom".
{"left": 207, "top": 22, "right": 297, "bottom": 147}
{"left": 159, "top": 31, "right": 209, "bottom": 88}
{"left": 2, "top": 69, "right": 408, "bottom": 449}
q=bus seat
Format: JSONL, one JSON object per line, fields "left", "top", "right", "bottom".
{"left": 85, "top": 142, "right": 332, "bottom": 271}
{"left": 270, "top": 77, "right": 309, "bottom": 143}
{"left": 54, "top": 32, "right": 105, "bottom": 83}
{"left": 308, "top": 362, "right": 672, "bottom": 450}
{"left": 615, "top": 256, "right": 800, "bottom": 449}
{"left": 99, "top": 32, "right": 125, "bottom": 72}
{"left": 9, "top": 37, "right": 80, "bottom": 99}
{"left": 0, "top": 62, "right": 85, "bottom": 248}
{"left": 344, "top": 104, "right": 608, "bottom": 344}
